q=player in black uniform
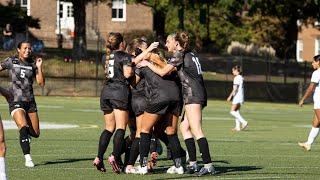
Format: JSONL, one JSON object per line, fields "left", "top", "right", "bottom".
{"left": 0, "top": 41, "right": 45, "bottom": 168}
{"left": 134, "top": 58, "right": 185, "bottom": 175}
{"left": 138, "top": 31, "right": 215, "bottom": 176}
{"left": 92, "top": 32, "right": 133, "bottom": 173}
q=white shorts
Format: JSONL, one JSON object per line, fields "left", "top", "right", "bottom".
{"left": 314, "top": 100, "right": 320, "bottom": 109}
{"left": 232, "top": 96, "right": 244, "bottom": 105}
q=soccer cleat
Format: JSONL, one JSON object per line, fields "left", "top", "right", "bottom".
{"left": 231, "top": 128, "right": 241, "bottom": 132}
{"left": 125, "top": 165, "right": 137, "bottom": 174}
{"left": 92, "top": 157, "right": 106, "bottom": 172}
{"left": 298, "top": 142, "right": 311, "bottom": 151}
{"left": 185, "top": 163, "right": 199, "bottom": 174}
{"left": 25, "top": 159, "right": 35, "bottom": 168}
{"left": 166, "top": 165, "right": 184, "bottom": 174}
{"left": 197, "top": 165, "right": 216, "bottom": 176}
{"left": 135, "top": 165, "right": 148, "bottom": 175}
{"left": 108, "top": 155, "right": 120, "bottom": 173}
{"left": 241, "top": 123, "right": 248, "bottom": 131}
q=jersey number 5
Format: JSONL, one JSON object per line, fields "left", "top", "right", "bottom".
{"left": 20, "top": 69, "right": 26, "bottom": 78}
{"left": 108, "top": 60, "right": 115, "bottom": 78}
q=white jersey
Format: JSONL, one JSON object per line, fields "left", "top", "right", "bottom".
{"left": 311, "top": 69, "right": 320, "bottom": 109}
{"left": 232, "top": 75, "right": 244, "bottom": 104}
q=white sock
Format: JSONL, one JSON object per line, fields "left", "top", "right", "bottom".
{"left": 204, "top": 163, "right": 212, "bottom": 169}
{"left": 306, "top": 127, "right": 319, "bottom": 145}
{"left": 230, "top": 111, "right": 247, "bottom": 125}
{"left": 0, "top": 157, "right": 7, "bottom": 180}
{"left": 25, "top": 154, "right": 32, "bottom": 161}
{"left": 235, "top": 118, "right": 241, "bottom": 130}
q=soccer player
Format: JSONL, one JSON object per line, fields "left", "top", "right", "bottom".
{"left": 0, "top": 41, "right": 45, "bottom": 168}
{"left": 227, "top": 65, "right": 248, "bottom": 132}
{"left": 138, "top": 31, "right": 215, "bottom": 176}
{"left": 92, "top": 32, "right": 133, "bottom": 173}
{"left": 134, "top": 58, "right": 185, "bottom": 175}
{"left": 298, "top": 55, "right": 320, "bottom": 151}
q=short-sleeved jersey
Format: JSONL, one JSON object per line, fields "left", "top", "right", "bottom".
{"left": 0, "top": 56, "right": 37, "bottom": 102}
{"left": 136, "top": 67, "right": 180, "bottom": 104}
{"left": 168, "top": 51, "right": 207, "bottom": 104}
{"left": 311, "top": 69, "right": 320, "bottom": 101}
{"left": 101, "top": 51, "right": 132, "bottom": 102}
{"left": 233, "top": 75, "right": 244, "bottom": 100}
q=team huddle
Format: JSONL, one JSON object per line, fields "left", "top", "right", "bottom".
{"left": 0, "top": 30, "right": 319, "bottom": 179}
{"left": 92, "top": 31, "right": 214, "bottom": 176}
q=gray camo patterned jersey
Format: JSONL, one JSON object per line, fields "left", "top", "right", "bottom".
{"left": 0, "top": 57, "right": 37, "bottom": 102}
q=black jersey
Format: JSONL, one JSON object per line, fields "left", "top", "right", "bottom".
{"left": 101, "top": 51, "right": 132, "bottom": 102}
{"left": 168, "top": 51, "right": 207, "bottom": 104}
{"left": 0, "top": 56, "right": 37, "bottom": 102}
{"left": 136, "top": 67, "right": 180, "bottom": 104}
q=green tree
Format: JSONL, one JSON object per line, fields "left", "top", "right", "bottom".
{"left": 0, "top": 3, "right": 40, "bottom": 32}
{"left": 248, "top": 0, "right": 320, "bottom": 58}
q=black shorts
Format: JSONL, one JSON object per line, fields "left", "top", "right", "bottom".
{"left": 131, "top": 94, "right": 147, "bottom": 116}
{"left": 145, "top": 100, "right": 181, "bottom": 116}
{"left": 9, "top": 101, "right": 38, "bottom": 115}
{"left": 100, "top": 98, "right": 129, "bottom": 111}
{"left": 184, "top": 96, "right": 207, "bottom": 108}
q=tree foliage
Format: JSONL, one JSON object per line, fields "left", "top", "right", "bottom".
{"left": 0, "top": 3, "right": 40, "bottom": 32}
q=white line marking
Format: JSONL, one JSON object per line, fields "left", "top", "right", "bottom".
{"left": 72, "top": 109, "right": 100, "bottom": 113}
{"left": 2, "top": 120, "right": 79, "bottom": 130}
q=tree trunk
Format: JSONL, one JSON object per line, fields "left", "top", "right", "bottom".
{"left": 72, "top": 0, "right": 87, "bottom": 60}
{"left": 153, "top": 9, "right": 166, "bottom": 38}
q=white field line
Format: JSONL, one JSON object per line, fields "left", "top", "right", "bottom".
{"left": 2, "top": 120, "right": 78, "bottom": 130}
{"left": 71, "top": 109, "right": 100, "bottom": 113}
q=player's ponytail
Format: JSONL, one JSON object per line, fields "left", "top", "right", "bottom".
{"left": 175, "top": 31, "right": 190, "bottom": 51}
{"left": 104, "top": 32, "right": 124, "bottom": 77}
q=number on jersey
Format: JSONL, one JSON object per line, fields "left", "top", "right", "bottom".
{"left": 20, "top": 69, "right": 26, "bottom": 78}
{"left": 191, "top": 55, "right": 202, "bottom": 75}
{"left": 108, "top": 60, "right": 115, "bottom": 78}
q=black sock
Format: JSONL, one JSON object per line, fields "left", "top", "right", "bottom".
{"left": 149, "top": 135, "right": 157, "bottom": 153}
{"left": 19, "top": 126, "right": 30, "bottom": 155}
{"left": 197, "top": 137, "right": 212, "bottom": 164}
{"left": 156, "top": 131, "right": 169, "bottom": 146}
{"left": 112, "top": 129, "right": 125, "bottom": 159}
{"left": 123, "top": 136, "right": 133, "bottom": 166}
{"left": 139, "top": 133, "right": 151, "bottom": 166}
{"left": 27, "top": 127, "right": 39, "bottom": 138}
{"left": 185, "top": 138, "right": 197, "bottom": 162}
{"left": 167, "top": 134, "right": 182, "bottom": 160}
{"left": 127, "top": 138, "right": 140, "bottom": 165}
{"left": 97, "top": 129, "right": 113, "bottom": 160}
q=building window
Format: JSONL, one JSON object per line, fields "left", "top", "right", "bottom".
{"left": 67, "top": 5, "right": 73, "bottom": 17}
{"left": 296, "top": 40, "right": 303, "bottom": 62}
{"left": 316, "top": 38, "right": 320, "bottom": 56}
{"left": 112, "top": 0, "right": 126, "bottom": 22}
{"left": 16, "top": 0, "right": 30, "bottom": 16}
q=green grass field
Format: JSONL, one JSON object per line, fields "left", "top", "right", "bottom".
{"left": 0, "top": 97, "right": 319, "bottom": 179}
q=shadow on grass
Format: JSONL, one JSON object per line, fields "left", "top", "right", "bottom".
{"left": 39, "top": 158, "right": 93, "bottom": 166}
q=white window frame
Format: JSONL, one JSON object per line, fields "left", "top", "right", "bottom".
{"left": 17, "top": 0, "right": 30, "bottom": 16}
{"left": 315, "top": 38, "right": 320, "bottom": 56}
{"left": 296, "top": 40, "right": 303, "bottom": 62}
{"left": 111, "top": 0, "right": 126, "bottom": 22}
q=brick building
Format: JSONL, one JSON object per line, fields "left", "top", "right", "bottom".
{"left": 296, "top": 21, "right": 320, "bottom": 62}
{"left": 0, "top": 0, "right": 153, "bottom": 48}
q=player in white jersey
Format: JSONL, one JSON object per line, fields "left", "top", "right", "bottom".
{"left": 227, "top": 65, "right": 248, "bottom": 132}
{"left": 298, "top": 55, "right": 320, "bottom": 151}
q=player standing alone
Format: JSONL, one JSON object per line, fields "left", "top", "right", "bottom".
{"left": 227, "top": 65, "right": 248, "bottom": 132}
{"left": 298, "top": 55, "right": 320, "bottom": 151}
{"left": 0, "top": 41, "right": 45, "bottom": 167}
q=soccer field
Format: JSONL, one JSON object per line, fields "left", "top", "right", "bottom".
{"left": 0, "top": 96, "right": 319, "bottom": 179}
